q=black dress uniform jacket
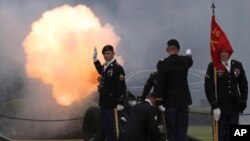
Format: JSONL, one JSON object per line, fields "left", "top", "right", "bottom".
{"left": 124, "top": 101, "right": 162, "bottom": 141}
{"left": 155, "top": 54, "right": 193, "bottom": 107}
{"left": 204, "top": 60, "right": 248, "bottom": 115}
{"left": 94, "top": 59, "right": 126, "bottom": 108}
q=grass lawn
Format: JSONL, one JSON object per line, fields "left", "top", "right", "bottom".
{"left": 188, "top": 125, "right": 213, "bottom": 141}
{"left": 14, "top": 126, "right": 213, "bottom": 141}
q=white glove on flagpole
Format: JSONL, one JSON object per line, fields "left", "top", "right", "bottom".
{"left": 185, "top": 49, "right": 191, "bottom": 55}
{"left": 93, "top": 47, "right": 98, "bottom": 62}
{"left": 213, "top": 108, "right": 221, "bottom": 121}
{"left": 117, "top": 104, "right": 124, "bottom": 111}
{"left": 158, "top": 105, "right": 166, "bottom": 112}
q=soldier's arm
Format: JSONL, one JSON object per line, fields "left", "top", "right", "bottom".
{"left": 94, "top": 60, "right": 103, "bottom": 75}
{"left": 141, "top": 73, "right": 154, "bottom": 100}
{"left": 238, "top": 62, "right": 248, "bottom": 101}
{"left": 115, "top": 65, "right": 126, "bottom": 105}
{"left": 155, "top": 60, "right": 165, "bottom": 105}
{"left": 185, "top": 55, "right": 193, "bottom": 68}
{"left": 204, "top": 63, "right": 218, "bottom": 109}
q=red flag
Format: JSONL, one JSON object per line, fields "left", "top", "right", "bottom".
{"left": 210, "top": 15, "right": 233, "bottom": 71}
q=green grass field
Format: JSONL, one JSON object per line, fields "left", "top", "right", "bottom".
{"left": 188, "top": 125, "right": 213, "bottom": 141}
{"left": 13, "top": 126, "right": 213, "bottom": 141}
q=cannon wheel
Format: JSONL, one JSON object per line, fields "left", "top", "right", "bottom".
{"left": 82, "top": 107, "right": 104, "bottom": 141}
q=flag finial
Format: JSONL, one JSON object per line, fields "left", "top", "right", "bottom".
{"left": 211, "top": 1, "right": 216, "bottom": 15}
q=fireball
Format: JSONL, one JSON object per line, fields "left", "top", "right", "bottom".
{"left": 23, "top": 5, "right": 121, "bottom": 106}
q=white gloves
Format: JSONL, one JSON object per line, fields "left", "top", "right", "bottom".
{"left": 120, "top": 116, "right": 127, "bottom": 122}
{"left": 158, "top": 105, "right": 166, "bottom": 112}
{"left": 117, "top": 104, "right": 124, "bottom": 111}
{"left": 213, "top": 108, "right": 221, "bottom": 121}
{"left": 185, "top": 49, "right": 191, "bottom": 55}
{"left": 93, "top": 47, "right": 98, "bottom": 62}
{"left": 128, "top": 100, "right": 137, "bottom": 107}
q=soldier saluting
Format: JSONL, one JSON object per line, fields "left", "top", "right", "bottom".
{"left": 93, "top": 45, "right": 126, "bottom": 141}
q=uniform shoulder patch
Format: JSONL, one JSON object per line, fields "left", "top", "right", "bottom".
{"left": 119, "top": 74, "right": 125, "bottom": 81}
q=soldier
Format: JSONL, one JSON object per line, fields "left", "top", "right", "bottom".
{"left": 205, "top": 48, "right": 248, "bottom": 141}
{"left": 154, "top": 39, "right": 192, "bottom": 141}
{"left": 124, "top": 94, "right": 163, "bottom": 141}
{"left": 119, "top": 91, "right": 137, "bottom": 141}
{"left": 140, "top": 71, "right": 164, "bottom": 126}
{"left": 93, "top": 45, "right": 126, "bottom": 141}
{"left": 140, "top": 72, "right": 158, "bottom": 101}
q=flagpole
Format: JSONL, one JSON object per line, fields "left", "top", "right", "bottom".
{"left": 211, "top": 1, "right": 219, "bottom": 141}
{"left": 114, "top": 108, "right": 120, "bottom": 139}
{"left": 213, "top": 68, "right": 218, "bottom": 141}
{"left": 211, "top": 0, "right": 217, "bottom": 102}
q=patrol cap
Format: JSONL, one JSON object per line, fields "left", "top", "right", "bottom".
{"left": 167, "top": 39, "right": 180, "bottom": 50}
{"left": 102, "top": 45, "right": 114, "bottom": 54}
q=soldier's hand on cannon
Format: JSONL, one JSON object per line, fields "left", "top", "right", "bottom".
{"left": 93, "top": 47, "right": 98, "bottom": 62}
{"left": 213, "top": 108, "right": 221, "bottom": 121}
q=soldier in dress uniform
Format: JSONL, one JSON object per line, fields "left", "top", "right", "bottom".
{"left": 205, "top": 48, "right": 248, "bottom": 141}
{"left": 124, "top": 94, "right": 163, "bottom": 141}
{"left": 119, "top": 91, "right": 137, "bottom": 141}
{"left": 154, "top": 39, "right": 193, "bottom": 141}
{"left": 93, "top": 45, "right": 127, "bottom": 141}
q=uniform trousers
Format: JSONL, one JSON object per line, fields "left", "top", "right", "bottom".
{"left": 100, "top": 108, "right": 117, "bottom": 141}
{"left": 165, "top": 105, "right": 189, "bottom": 141}
{"left": 218, "top": 114, "right": 239, "bottom": 141}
